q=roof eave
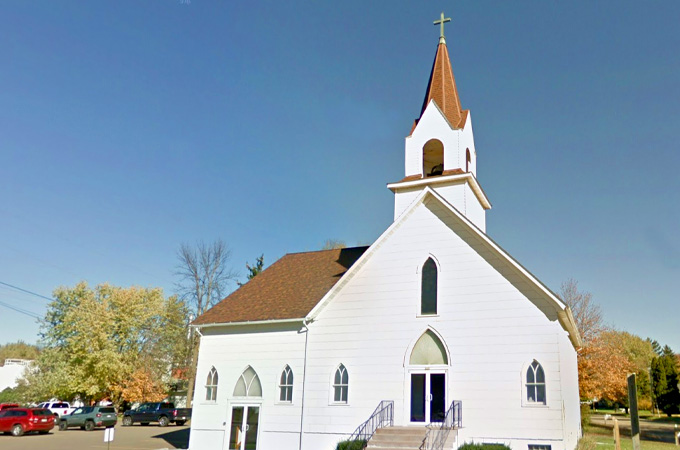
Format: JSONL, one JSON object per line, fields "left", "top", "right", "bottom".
{"left": 191, "top": 317, "right": 305, "bottom": 329}
{"left": 387, "top": 172, "right": 492, "bottom": 209}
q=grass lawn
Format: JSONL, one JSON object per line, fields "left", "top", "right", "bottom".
{"left": 586, "top": 429, "right": 677, "bottom": 450}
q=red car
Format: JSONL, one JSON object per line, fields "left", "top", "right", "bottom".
{"left": 0, "top": 408, "right": 55, "bottom": 436}
{"left": 0, "top": 403, "right": 19, "bottom": 411}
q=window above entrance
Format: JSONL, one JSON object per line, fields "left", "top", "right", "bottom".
{"left": 410, "top": 330, "right": 448, "bottom": 365}
{"left": 233, "top": 366, "right": 262, "bottom": 397}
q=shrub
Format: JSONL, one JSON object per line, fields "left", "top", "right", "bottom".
{"left": 576, "top": 435, "right": 597, "bottom": 450}
{"left": 336, "top": 439, "right": 367, "bottom": 450}
{"left": 459, "top": 443, "right": 512, "bottom": 450}
{"left": 580, "top": 403, "right": 592, "bottom": 432}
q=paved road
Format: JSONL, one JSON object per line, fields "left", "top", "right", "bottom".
{"left": 0, "top": 423, "right": 190, "bottom": 450}
{"left": 591, "top": 415, "right": 679, "bottom": 444}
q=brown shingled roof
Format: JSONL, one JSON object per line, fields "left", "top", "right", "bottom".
{"left": 193, "top": 246, "right": 369, "bottom": 325}
{"left": 410, "top": 41, "right": 468, "bottom": 134}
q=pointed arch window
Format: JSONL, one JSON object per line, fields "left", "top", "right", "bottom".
{"left": 421, "top": 258, "right": 438, "bottom": 315}
{"left": 205, "top": 367, "right": 218, "bottom": 401}
{"left": 466, "top": 148, "right": 471, "bottom": 172}
{"left": 526, "top": 360, "right": 546, "bottom": 404}
{"left": 410, "top": 330, "right": 448, "bottom": 365}
{"left": 279, "top": 365, "right": 294, "bottom": 402}
{"left": 333, "top": 364, "right": 349, "bottom": 403}
{"left": 233, "top": 366, "right": 262, "bottom": 397}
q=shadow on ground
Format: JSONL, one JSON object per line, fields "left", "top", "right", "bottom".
{"left": 152, "top": 427, "right": 190, "bottom": 449}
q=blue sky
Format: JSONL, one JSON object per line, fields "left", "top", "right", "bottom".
{"left": 0, "top": 1, "right": 678, "bottom": 350}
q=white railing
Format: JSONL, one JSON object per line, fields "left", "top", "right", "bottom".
{"left": 4, "top": 359, "right": 32, "bottom": 366}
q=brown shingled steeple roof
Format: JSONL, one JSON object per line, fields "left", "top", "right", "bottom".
{"left": 412, "top": 41, "right": 468, "bottom": 133}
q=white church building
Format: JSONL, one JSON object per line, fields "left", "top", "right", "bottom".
{"left": 189, "top": 18, "right": 582, "bottom": 450}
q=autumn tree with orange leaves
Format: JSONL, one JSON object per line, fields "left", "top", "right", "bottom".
{"left": 560, "top": 280, "right": 657, "bottom": 409}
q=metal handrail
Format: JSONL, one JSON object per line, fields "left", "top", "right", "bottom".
{"left": 420, "top": 400, "right": 462, "bottom": 450}
{"left": 348, "top": 400, "right": 394, "bottom": 444}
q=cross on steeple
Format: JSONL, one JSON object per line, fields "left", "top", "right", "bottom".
{"left": 433, "top": 12, "right": 451, "bottom": 44}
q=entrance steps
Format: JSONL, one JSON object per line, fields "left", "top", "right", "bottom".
{"left": 367, "top": 426, "right": 458, "bottom": 450}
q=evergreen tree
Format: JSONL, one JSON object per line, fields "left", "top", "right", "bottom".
{"left": 651, "top": 351, "right": 680, "bottom": 416}
{"left": 648, "top": 339, "right": 662, "bottom": 356}
{"left": 238, "top": 254, "right": 264, "bottom": 287}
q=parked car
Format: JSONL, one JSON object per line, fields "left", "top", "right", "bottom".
{"left": 0, "top": 403, "right": 19, "bottom": 411}
{"left": 58, "top": 406, "right": 117, "bottom": 431}
{"left": 122, "top": 402, "right": 191, "bottom": 427}
{"left": 0, "top": 408, "right": 55, "bottom": 436}
{"left": 37, "top": 401, "right": 76, "bottom": 418}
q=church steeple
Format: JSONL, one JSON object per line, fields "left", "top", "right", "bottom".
{"left": 412, "top": 12, "right": 468, "bottom": 133}
{"left": 419, "top": 41, "right": 467, "bottom": 129}
{"left": 389, "top": 13, "right": 491, "bottom": 231}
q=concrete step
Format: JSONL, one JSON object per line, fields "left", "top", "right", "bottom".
{"left": 367, "top": 426, "right": 427, "bottom": 450}
{"left": 367, "top": 426, "right": 458, "bottom": 450}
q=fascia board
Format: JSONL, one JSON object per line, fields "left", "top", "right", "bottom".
{"left": 305, "top": 188, "right": 433, "bottom": 322}
{"left": 305, "top": 185, "right": 581, "bottom": 349}
{"left": 387, "top": 173, "right": 492, "bottom": 210}
{"left": 191, "top": 318, "right": 305, "bottom": 329}
{"left": 424, "top": 188, "right": 582, "bottom": 348}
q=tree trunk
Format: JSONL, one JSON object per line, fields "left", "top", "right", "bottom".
{"left": 185, "top": 336, "right": 199, "bottom": 407}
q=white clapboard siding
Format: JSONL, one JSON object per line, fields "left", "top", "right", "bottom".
{"left": 189, "top": 191, "right": 579, "bottom": 450}
{"left": 297, "top": 199, "right": 579, "bottom": 450}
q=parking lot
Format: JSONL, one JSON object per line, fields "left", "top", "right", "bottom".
{"left": 0, "top": 423, "right": 190, "bottom": 450}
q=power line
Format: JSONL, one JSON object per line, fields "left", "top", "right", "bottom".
{"left": 0, "top": 281, "right": 54, "bottom": 302}
{"left": 0, "top": 299, "right": 42, "bottom": 320}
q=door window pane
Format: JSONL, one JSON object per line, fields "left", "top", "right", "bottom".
{"left": 430, "top": 374, "right": 446, "bottom": 422}
{"left": 410, "top": 374, "right": 426, "bottom": 422}
{"left": 245, "top": 407, "right": 259, "bottom": 450}
{"left": 228, "top": 407, "right": 244, "bottom": 450}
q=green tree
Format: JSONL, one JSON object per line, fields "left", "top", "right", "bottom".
{"left": 616, "top": 332, "right": 656, "bottom": 409}
{"left": 651, "top": 350, "right": 680, "bottom": 416}
{"left": 238, "top": 254, "right": 265, "bottom": 287}
{"left": 23, "top": 282, "right": 188, "bottom": 405}
{"left": 648, "top": 338, "right": 663, "bottom": 356}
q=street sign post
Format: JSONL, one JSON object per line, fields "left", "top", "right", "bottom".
{"left": 104, "top": 427, "right": 115, "bottom": 449}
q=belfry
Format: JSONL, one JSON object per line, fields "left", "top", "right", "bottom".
{"left": 388, "top": 12, "right": 490, "bottom": 231}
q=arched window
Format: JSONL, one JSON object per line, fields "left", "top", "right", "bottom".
{"left": 233, "top": 366, "right": 262, "bottom": 397}
{"left": 526, "top": 360, "right": 546, "bottom": 404}
{"left": 333, "top": 364, "right": 349, "bottom": 403}
{"left": 466, "top": 148, "right": 471, "bottom": 172}
{"left": 423, "top": 139, "right": 444, "bottom": 177}
{"left": 279, "top": 365, "right": 294, "bottom": 402}
{"left": 410, "top": 330, "right": 448, "bottom": 365}
{"left": 205, "top": 367, "right": 218, "bottom": 401}
{"left": 421, "top": 258, "right": 438, "bottom": 315}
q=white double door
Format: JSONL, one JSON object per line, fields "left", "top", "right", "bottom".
{"left": 410, "top": 371, "right": 447, "bottom": 423}
{"left": 227, "top": 405, "right": 260, "bottom": 450}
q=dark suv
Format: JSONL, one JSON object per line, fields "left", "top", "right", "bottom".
{"left": 123, "top": 402, "right": 191, "bottom": 427}
{"left": 0, "top": 408, "right": 55, "bottom": 436}
{"left": 59, "top": 406, "right": 117, "bottom": 431}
